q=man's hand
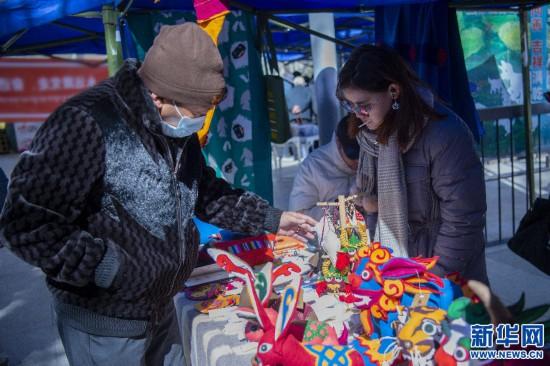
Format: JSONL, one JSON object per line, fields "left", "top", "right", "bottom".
{"left": 291, "top": 105, "right": 302, "bottom": 114}
{"left": 277, "top": 211, "right": 317, "bottom": 243}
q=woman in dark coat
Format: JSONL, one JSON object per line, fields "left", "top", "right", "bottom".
{"left": 337, "top": 45, "right": 488, "bottom": 284}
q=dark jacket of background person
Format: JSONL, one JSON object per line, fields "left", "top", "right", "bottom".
{"left": 0, "top": 60, "right": 281, "bottom": 337}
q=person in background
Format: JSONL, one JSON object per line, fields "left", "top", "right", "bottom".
{"left": 286, "top": 71, "right": 313, "bottom": 124}
{"left": 289, "top": 114, "right": 359, "bottom": 221}
{"left": 337, "top": 44, "right": 488, "bottom": 284}
{"left": 0, "top": 23, "right": 315, "bottom": 366}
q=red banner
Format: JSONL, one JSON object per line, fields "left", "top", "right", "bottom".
{"left": 0, "top": 58, "right": 108, "bottom": 123}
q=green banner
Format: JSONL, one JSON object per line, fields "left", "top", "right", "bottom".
{"left": 127, "top": 11, "right": 273, "bottom": 203}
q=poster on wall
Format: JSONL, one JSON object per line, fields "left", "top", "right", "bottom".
{"left": 458, "top": 8, "right": 548, "bottom": 107}
{"left": 0, "top": 58, "right": 108, "bottom": 150}
{"left": 529, "top": 6, "right": 547, "bottom": 103}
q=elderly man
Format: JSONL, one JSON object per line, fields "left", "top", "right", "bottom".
{"left": 0, "top": 23, "right": 315, "bottom": 366}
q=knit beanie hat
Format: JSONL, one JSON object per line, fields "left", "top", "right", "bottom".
{"left": 138, "top": 22, "right": 225, "bottom": 108}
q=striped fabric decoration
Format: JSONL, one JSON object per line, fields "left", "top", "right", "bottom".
{"left": 228, "top": 239, "right": 272, "bottom": 255}
{"left": 213, "top": 234, "right": 276, "bottom": 267}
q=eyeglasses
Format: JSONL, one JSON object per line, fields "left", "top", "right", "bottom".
{"left": 340, "top": 99, "right": 376, "bottom": 115}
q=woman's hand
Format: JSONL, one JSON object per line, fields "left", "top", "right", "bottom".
{"left": 277, "top": 211, "right": 317, "bottom": 243}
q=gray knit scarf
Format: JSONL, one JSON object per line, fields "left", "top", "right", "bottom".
{"left": 356, "top": 129, "right": 409, "bottom": 257}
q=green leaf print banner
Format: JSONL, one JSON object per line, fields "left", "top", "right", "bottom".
{"left": 127, "top": 10, "right": 273, "bottom": 203}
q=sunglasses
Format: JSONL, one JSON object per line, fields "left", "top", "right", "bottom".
{"left": 340, "top": 99, "right": 376, "bottom": 115}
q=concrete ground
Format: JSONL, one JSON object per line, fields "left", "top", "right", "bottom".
{"left": 1, "top": 153, "right": 549, "bottom": 365}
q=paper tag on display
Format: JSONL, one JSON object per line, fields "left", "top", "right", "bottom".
{"left": 314, "top": 220, "right": 340, "bottom": 265}
{"left": 311, "top": 295, "right": 339, "bottom": 322}
{"left": 411, "top": 293, "right": 430, "bottom": 308}
{"left": 302, "top": 287, "right": 319, "bottom": 303}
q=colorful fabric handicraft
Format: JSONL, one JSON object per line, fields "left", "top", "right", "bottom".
{"left": 208, "top": 248, "right": 400, "bottom": 366}
{"left": 196, "top": 194, "right": 550, "bottom": 366}
{"left": 185, "top": 280, "right": 234, "bottom": 301}
{"left": 348, "top": 242, "right": 458, "bottom": 338}
{"left": 196, "top": 293, "right": 240, "bottom": 313}
{"left": 212, "top": 233, "right": 276, "bottom": 267}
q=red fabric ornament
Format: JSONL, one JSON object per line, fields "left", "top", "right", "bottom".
{"left": 343, "top": 283, "right": 353, "bottom": 295}
{"left": 335, "top": 252, "right": 350, "bottom": 272}
{"left": 212, "top": 234, "right": 275, "bottom": 267}
{"left": 339, "top": 293, "right": 359, "bottom": 304}
{"left": 315, "top": 281, "right": 327, "bottom": 296}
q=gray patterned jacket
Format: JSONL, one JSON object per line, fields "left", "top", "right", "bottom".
{"left": 0, "top": 60, "right": 281, "bottom": 337}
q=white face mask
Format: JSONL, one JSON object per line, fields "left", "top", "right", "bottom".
{"left": 160, "top": 101, "right": 206, "bottom": 138}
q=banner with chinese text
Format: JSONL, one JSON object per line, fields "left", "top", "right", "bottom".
{"left": 0, "top": 58, "right": 108, "bottom": 122}
{"left": 529, "top": 7, "right": 547, "bottom": 103}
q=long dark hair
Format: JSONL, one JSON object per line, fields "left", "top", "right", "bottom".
{"left": 337, "top": 44, "right": 443, "bottom": 148}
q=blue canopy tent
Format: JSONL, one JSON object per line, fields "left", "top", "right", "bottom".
{"left": 0, "top": 1, "right": 378, "bottom": 58}
{"left": 1, "top": 0, "right": 548, "bottom": 205}
{"left": 267, "top": 13, "right": 375, "bottom": 61}
{"left": 3, "top": 0, "right": 544, "bottom": 57}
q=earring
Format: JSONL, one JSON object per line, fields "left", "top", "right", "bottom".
{"left": 391, "top": 93, "right": 400, "bottom": 110}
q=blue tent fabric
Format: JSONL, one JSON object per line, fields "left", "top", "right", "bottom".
{"left": 375, "top": 0, "right": 482, "bottom": 141}
{"left": 0, "top": 0, "right": 437, "bottom": 39}
{"left": 0, "top": 1, "right": 543, "bottom": 56}
{"left": 0, "top": 0, "right": 117, "bottom": 38}
{"left": 129, "top": 0, "right": 438, "bottom": 12}
{"left": 0, "top": 0, "right": 439, "bottom": 41}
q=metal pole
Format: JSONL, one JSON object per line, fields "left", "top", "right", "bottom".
{"left": 309, "top": 13, "right": 341, "bottom": 146}
{"left": 3, "top": 35, "right": 100, "bottom": 55}
{"left": 102, "top": 5, "right": 123, "bottom": 76}
{"left": 1, "top": 29, "right": 28, "bottom": 53}
{"left": 450, "top": 0, "right": 550, "bottom": 10}
{"left": 519, "top": 8, "right": 536, "bottom": 207}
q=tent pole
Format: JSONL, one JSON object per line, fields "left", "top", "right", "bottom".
{"left": 1, "top": 29, "right": 28, "bottom": 53}
{"left": 450, "top": 0, "right": 550, "bottom": 10}
{"left": 102, "top": 5, "right": 123, "bottom": 76}
{"left": 229, "top": 1, "right": 355, "bottom": 49}
{"left": 519, "top": 7, "right": 536, "bottom": 206}
{"left": 229, "top": 1, "right": 371, "bottom": 14}
{"left": 52, "top": 21, "right": 101, "bottom": 36}
{"left": 72, "top": 11, "right": 103, "bottom": 19}
{"left": 2, "top": 35, "right": 100, "bottom": 55}
{"left": 310, "top": 13, "right": 340, "bottom": 146}
{"left": 268, "top": 15, "right": 354, "bottom": 49}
